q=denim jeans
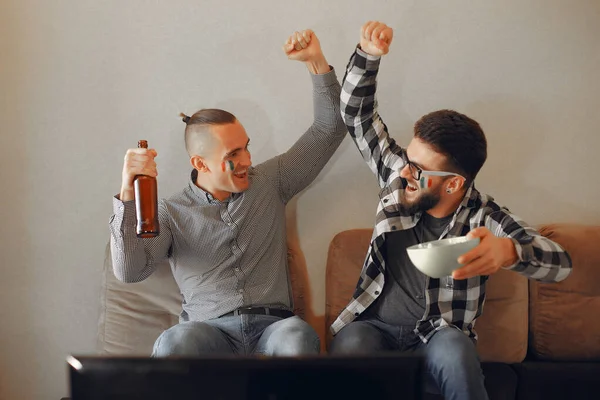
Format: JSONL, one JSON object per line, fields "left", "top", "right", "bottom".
{"left": 152, "top": 315, "right": 320, "bottom": 357}
{"left": 329, "top": 319, "right": 489, "bottom": 400}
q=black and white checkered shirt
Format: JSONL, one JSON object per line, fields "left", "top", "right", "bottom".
{"left": 331, "top": 48, "right": 572, "bottom": 342}
{"left": 110, "top": 68, "right": 346, "bottom": 323}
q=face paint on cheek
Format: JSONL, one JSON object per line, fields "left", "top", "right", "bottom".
{"left": 419, "top": 176, "right": 432, "bottom": 189}
{"left": 221, "top": 160, "right": 236, "bottom": 173}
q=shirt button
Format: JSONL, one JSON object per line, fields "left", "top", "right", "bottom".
{"left": 119, "top": 206, "right": 124, "bottom": 211}
{"left": 383, "top": 199, "right": 388, "bottom": 203}
{"left": 238, "top": 288, "right": 244, "bottom": 294}
{"left": 235, "top": 268, "right": 240, "bottom": 272}
{"left": 354, "top": 312, "right": 360, "bottom": 317}
{"left": 374, "top": 291, "right": 380, "bottom": 295}
{"left": 391, "top": 226, "right": 397, "bottom": 231}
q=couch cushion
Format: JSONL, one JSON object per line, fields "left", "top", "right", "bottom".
{"left": 97, "top": 243, "right": 182, "bottom": 355}
{"left": 325, "top": 229, "right": 529, "bottom": 363}
{"left": 98, "top": 242, "right": 309, "bottom": 355}
{"left": 529, "top": 223, "right": 600, "bottom": 360}
{"left": 474, "top": 269, "right": 529, "bottom": 363}
{"left": 325, "top": 229, "right": 371, "bottom": 347}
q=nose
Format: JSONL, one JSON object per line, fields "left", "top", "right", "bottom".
{"left": 241, "top": 149, "right": 252, "bottom": 166}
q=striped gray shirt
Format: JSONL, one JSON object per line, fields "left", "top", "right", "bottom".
{"left": 109, "top": 68, "right": 346, "bottom": 323}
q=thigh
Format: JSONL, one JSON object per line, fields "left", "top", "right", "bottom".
{"left": 329, "top": 320, "right": 396, "bottom": 354}
{"left": 152, "top": 320, "right": 235, "bottom": 357}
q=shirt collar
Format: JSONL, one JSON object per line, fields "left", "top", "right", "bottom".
{"left": 460, "top": 182, "right": 482, "bottom": 210}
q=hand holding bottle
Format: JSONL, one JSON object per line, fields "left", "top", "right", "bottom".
{"left": 120, "top": 140, "right": 160, "bottom": 238}
{"left": 120, "top": 145, "right": 158, "bottom": 201}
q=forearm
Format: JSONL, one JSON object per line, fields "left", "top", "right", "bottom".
{"left": 505, "top": 235, "right": 572, "bottom": 282}
{"left": 119, "top": 186, "right": 134, "bottom": 202}
{"left": 310, "top": 68, "right": 345, "bottom": 138}
{"left": 500, "top": 237, "right": 519, "bottom": 267}
{"left": 340, "top": 47, "right": 381, "bottom": 130}
{"left": 341, "top": 47, "right": 403, "bottom": 186}
{"left": 109, "top": 197, "right": 170, "bottom": 282}
{"left": 275, "top": 68, "right": 346, "bottom": 201}
{"left": 305, "top": 54, "right": 330, "bottom": 75}
{"left": 487, "top": 212, "right": 572, "bottom": 282}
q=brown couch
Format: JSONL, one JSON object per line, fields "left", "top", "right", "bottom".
{"left": 325, "top": 223, "right": 600, "bottom": 400}
{"left": 91, "top": 223, "right": 599, "bottom": 400}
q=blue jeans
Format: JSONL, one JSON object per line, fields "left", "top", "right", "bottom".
{"left": 152, "top": 315, "right": 320, "bottom": 356}
{"left": 329, "top": 319, "right": 488, "bottom": 400}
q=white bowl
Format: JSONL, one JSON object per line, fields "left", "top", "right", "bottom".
{"left": 406, "top": 236, "right": 480, "bottom": 278}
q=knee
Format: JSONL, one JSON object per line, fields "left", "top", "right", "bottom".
{"left": 268, "top": 318, "right": 320, "bottom": 356}
{"left": 329, "top": 322, "right": 384, "bottom": 354}
{"left": 426, "top": 328, "right": 480, "bottom": 372}
{"left": 152, "top": 322, "right": 225, "bottom": 357}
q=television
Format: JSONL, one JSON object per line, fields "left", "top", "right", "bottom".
{"left": 67, "top": 353, "right": 423, "bottom": 400}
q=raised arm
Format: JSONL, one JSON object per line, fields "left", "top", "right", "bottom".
{"left": 341, "top": 21, "right": 405, "bottom": 188}
{"left": 258, "top": 29, "right": 346, "bottom": 203}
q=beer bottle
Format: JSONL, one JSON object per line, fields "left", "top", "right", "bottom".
{"left": 134, "top": 140, "right": 160, "bottom": 238}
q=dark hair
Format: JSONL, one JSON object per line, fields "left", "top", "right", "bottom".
{"left": 180, "top": 109, "right": 237, "bottom": 156}
{"left": 180, "top": 109, "right": 236, "bottom": 126}
{"left": 414, "top": 109, "right": 487, "bottom": 186}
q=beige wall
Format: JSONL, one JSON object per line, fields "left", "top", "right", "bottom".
{"left": 1, "top": 0, "right": 599, "bottom": 398}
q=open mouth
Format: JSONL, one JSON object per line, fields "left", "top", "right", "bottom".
{"left": 407, "top": 182, "right": 418, "bottom": 193}
{"left": 233, "top": 169, "right": 248, "bottom": 179}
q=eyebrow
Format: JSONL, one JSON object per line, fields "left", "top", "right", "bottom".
{"left": 405, "top": 155, "right": 424, "bottom": 170}
{"left": 409, "top": 160, "right": 424, "bottom": 170}
{"left": 223, "top": 139, "right": 250, "bottom": 159}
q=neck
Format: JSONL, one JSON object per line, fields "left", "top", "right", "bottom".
{"left": 194, "top": 177, "right": 230, "bottom": 201}
{"left": 426, "top": 192, "right": 464, "bottom": 218}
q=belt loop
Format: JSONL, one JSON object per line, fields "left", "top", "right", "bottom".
{"left": 265, "top": 307, "right": 270, "bottom": 315}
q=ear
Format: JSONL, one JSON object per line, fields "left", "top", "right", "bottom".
{"left": 446, "top": 176, "right": 465, "bottom": 194}
{"left": 190, "top": 155, "right": 210, "bottom": 173}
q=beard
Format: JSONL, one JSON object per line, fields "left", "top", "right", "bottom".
{"left": 398, "top": 189, "right": 441, "bottom": 215}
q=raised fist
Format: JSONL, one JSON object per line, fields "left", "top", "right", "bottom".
{"left": 283, "top": 29, "right": 323, "bottom": 63}
{"left": 360, "top": 21, "right": 393, "bottom": 56}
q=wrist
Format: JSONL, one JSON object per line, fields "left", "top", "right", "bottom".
{"left": 503, "top": 238, "right": 519, "bottom": 267}
{"left": 358, "top": 42, "right": 375, "bottom": 57}
{"left": 305, "top": 56, "right": 330, "bottom": 75}
{"left": 120, "top": 186, "right": 134, "bottom": 202}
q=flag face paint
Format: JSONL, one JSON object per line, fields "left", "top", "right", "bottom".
{"left": 419, "top": 176, "right": 432, "bottom": 189}
{"left": 221, "top": 160, "right": 236, "bottom": 172}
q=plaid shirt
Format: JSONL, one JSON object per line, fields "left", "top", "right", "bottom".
{"left": 331, "top": 47, "right": 573, "bottom": 343}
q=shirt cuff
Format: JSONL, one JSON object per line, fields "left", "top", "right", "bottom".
{"left": 112, "top": 195, "right": 137, "bottom": 226}
{"left": 355, "top": 45, "right": 382, "bottom": 69}
{"left": 310, "top": 66, "right": 339, "bottom": 88}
